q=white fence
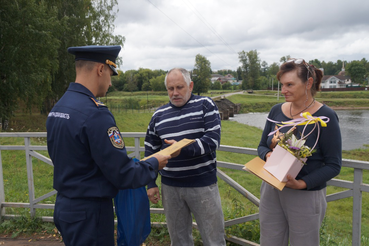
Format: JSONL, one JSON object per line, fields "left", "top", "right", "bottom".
{"left": 0, "top": 132, "right": 368, "bottom": 246}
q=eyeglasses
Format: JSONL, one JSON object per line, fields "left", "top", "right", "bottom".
{"left": 285, "top": 58, "right": 312, "bottom": 81}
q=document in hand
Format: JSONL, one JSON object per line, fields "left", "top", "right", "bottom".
{"left": 141, "top": 138, "right": 195, "bottom": 161}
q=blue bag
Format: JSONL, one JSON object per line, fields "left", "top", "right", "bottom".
{"left": 114, "top": 160, "right": 151, "bottom": 246}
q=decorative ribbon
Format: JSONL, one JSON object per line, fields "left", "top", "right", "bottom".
{"left": 267, "top": 112, "right": 330, "bottom": 152}
{"left": 267, "top": 112, "right": 329, "bottom": 136}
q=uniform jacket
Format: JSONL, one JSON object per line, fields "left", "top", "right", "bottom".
{"left": 47, "top": 83, "right": 159, "bottom": 199}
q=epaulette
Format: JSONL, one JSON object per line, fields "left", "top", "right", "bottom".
{"left": 90, "top": 98, "right": 107, "bottom": 107}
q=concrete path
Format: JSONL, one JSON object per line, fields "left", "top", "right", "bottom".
{"left": 210, "top": 90, "right": 244, "bottom": 99}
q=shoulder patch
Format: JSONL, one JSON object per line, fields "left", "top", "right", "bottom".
{"left": 107, "top": 126, "right": 125, "bottom": 149}
{"left": 90, "top": 98, "right": 106, "bottom": 107}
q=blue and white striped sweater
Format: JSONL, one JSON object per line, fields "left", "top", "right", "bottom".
{"left": 145, "top": 94, "right": 221, "bottom": 188}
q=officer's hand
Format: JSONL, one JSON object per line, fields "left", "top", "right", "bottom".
{"left": 147, "top": 187, "right": 160, "bottom": 204}
{"left": 152, "top": 153, "right": 171, "bottom": 170}
{"left": 164, "top": 139, "right": 180, "bottom": 158}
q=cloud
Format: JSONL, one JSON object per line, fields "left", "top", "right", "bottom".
{"left": 113, "top": 0, "right": 369, "bottom": 71}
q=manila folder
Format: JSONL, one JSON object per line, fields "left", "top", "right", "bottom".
{"left": 141, "top": 138, "right": 195, "bottom": 161}
{"left": 243, "top": 157, "right": 286, "bottom": 191}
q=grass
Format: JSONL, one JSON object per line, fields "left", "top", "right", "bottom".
{"left": 0, "top": 91, "right": 369, "bottom": 244}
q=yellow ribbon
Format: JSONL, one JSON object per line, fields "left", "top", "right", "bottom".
{"left": 279, "top": 112, "right": 328, "bottom": 127}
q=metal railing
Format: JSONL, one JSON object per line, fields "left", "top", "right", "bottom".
{"left": 0, "top": 132, "right": 368, "bottom": 246}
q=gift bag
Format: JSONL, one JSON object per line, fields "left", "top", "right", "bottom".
{"left": 114, "top": 160, "right": 151, "bottom": 246}
{"left": 264, "top": 144, "right": 306, "bottom": 182}
{"left": 264, "top": 112, "right": 329, "bottom": 182}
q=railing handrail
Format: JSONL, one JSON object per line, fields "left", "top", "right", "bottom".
{"left": 0, "top": 132, "right": 368, "bottom": 246}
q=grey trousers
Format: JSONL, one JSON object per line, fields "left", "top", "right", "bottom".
{"left": 259, "top": 182, "right": 327, "bottom": 246}
{"left": 162, "top": 183, "right": 226, "bottom": 246}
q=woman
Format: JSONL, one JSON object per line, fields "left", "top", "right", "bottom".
{"left": 257, "top": 58, "right": 342, "bottom": 246}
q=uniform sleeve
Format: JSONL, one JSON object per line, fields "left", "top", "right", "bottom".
{"left": 301, "top": 109, "right": 342, "bottom": 189}
{"left": 85, "top": 109, "right": 159, "bottom": 189}
{"left": 182, "top": 98, "right": 221, "bottom": 157}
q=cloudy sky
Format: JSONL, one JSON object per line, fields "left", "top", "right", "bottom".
{"left": 113, "top": 0, "right": 369, "bottom": 72}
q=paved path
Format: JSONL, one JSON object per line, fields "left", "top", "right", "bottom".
{"left": 210, "top": 90, "right": 244, "bottom": 99}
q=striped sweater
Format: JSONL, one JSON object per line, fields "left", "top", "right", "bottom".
{"left": 145, "top": 94, "right": 221, "bottom": 188}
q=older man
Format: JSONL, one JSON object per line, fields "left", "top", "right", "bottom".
{"left": 145, "top": 68, "right": 226, "bottom": 246}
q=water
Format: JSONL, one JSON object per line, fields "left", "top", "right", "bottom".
{"left": 229, "top": 109, "right": 369, "bottom": 151}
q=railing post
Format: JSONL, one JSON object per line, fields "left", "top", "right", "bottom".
{"left": 0, "top": 144, "right": 5, "bottom": 221}
{"left": 352, "top": 168, "right": 362, "bottom": 246}
{"left": 134, "top": 137, "right": 141, "bottom": 159}
{"left": 24, "top": 137, "right": 36, "bottom": 217}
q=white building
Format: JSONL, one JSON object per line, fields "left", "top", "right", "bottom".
{"left": 320, "top": 61, "right": 351, "bottom": 89}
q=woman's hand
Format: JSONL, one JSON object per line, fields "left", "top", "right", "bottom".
{"left": 265, "top": 151, "right": 272, "bottom": 161}
{"left": 285, "top": 175, "right": 307, "bottom": 189}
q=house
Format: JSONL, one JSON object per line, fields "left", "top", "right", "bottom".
{"left": 320, "top": 62, "right": 352, "bottom": 89}
{"left": 211, "top": 74, "right": 238, "bottom": 85}
{"left": 211, "top": 74, "right": 223, "bottom": 83}
{"left": 321, "top": 75, "right": 351, "bottom": 89}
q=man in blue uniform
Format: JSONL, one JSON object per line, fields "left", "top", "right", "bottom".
{"left": 46, "top": 45, "right": 171, "bottom": 246}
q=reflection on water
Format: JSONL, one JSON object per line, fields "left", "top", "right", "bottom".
{"left": 229, "top": 109, "right": 369, "bottom": 151}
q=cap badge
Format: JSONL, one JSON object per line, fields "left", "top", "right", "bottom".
{"left": 106, "top": 59, "right": 117, "bottom": 68}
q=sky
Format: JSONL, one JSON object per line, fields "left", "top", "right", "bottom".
{"left": 113, "top": 0, "right": 369, "bottom": 72}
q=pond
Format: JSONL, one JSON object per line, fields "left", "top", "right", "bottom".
{"left": 229, "top": 109, "right": 369, "bottom": 151}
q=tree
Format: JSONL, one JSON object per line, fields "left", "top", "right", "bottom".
{"left": 211, "top": 81, "right": 222, "bottom": 90}
{"left": 261, "top": 61, "right": 268, "bottom": 76}
{"left": 236, "top": 67, "right": 243, "bottom": 81}
{"left": 0, "top": 0, "right": 59, "bottom": 129}
{"left": 150, "top": 75, "right": 166, "bottom": 91}
{"left": 136, "top": 68, "right": 154, "bottom": 91}
{"left": 222, "top": 82, "right": 232, "bottom": 90}
{"left": 346, "top": 61, "right": 367, "bottom": 84}
{"left": 111, "top": 71, "right": 126, "bottom": 91}
{"left": 238, "top": 51, "right": 249, "bottom": 90}
{"left": 124, "top": 70, "right": 138, "bottom": 92}
{"left": 238, "top": 50, "right": 260, "bottom": 89}
{"left": 192, "top": 54, "right": 211, "bottom": 95}
{"left": 142, "top": 82, "right": 151, "bottom": 91}
{"left": 309, "top": 59, "right": 322, "bottom": 69}
{"left": 280, "top": 55, "right": 291, "bottom": 63}
{"left": 322, "top": 61, "right": 338, "bottom": 75}
{"left": 44, "top": 0, "right": 125, "bottom": 113}
{"left": 0, "top": 0, "right": 125, "bottom": 129}
{"left": 268, "top": 62, "right": 280, "bottom": 76}
{"left": 259, "top": 76, "right": 269, "bottom": 90}
{"left": 247, "top": 50, "right": 261, "bottom": 89}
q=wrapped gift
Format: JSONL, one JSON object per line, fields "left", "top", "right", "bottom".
{"left": 264, "top": 144, "right": 307, "bottom": 182}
